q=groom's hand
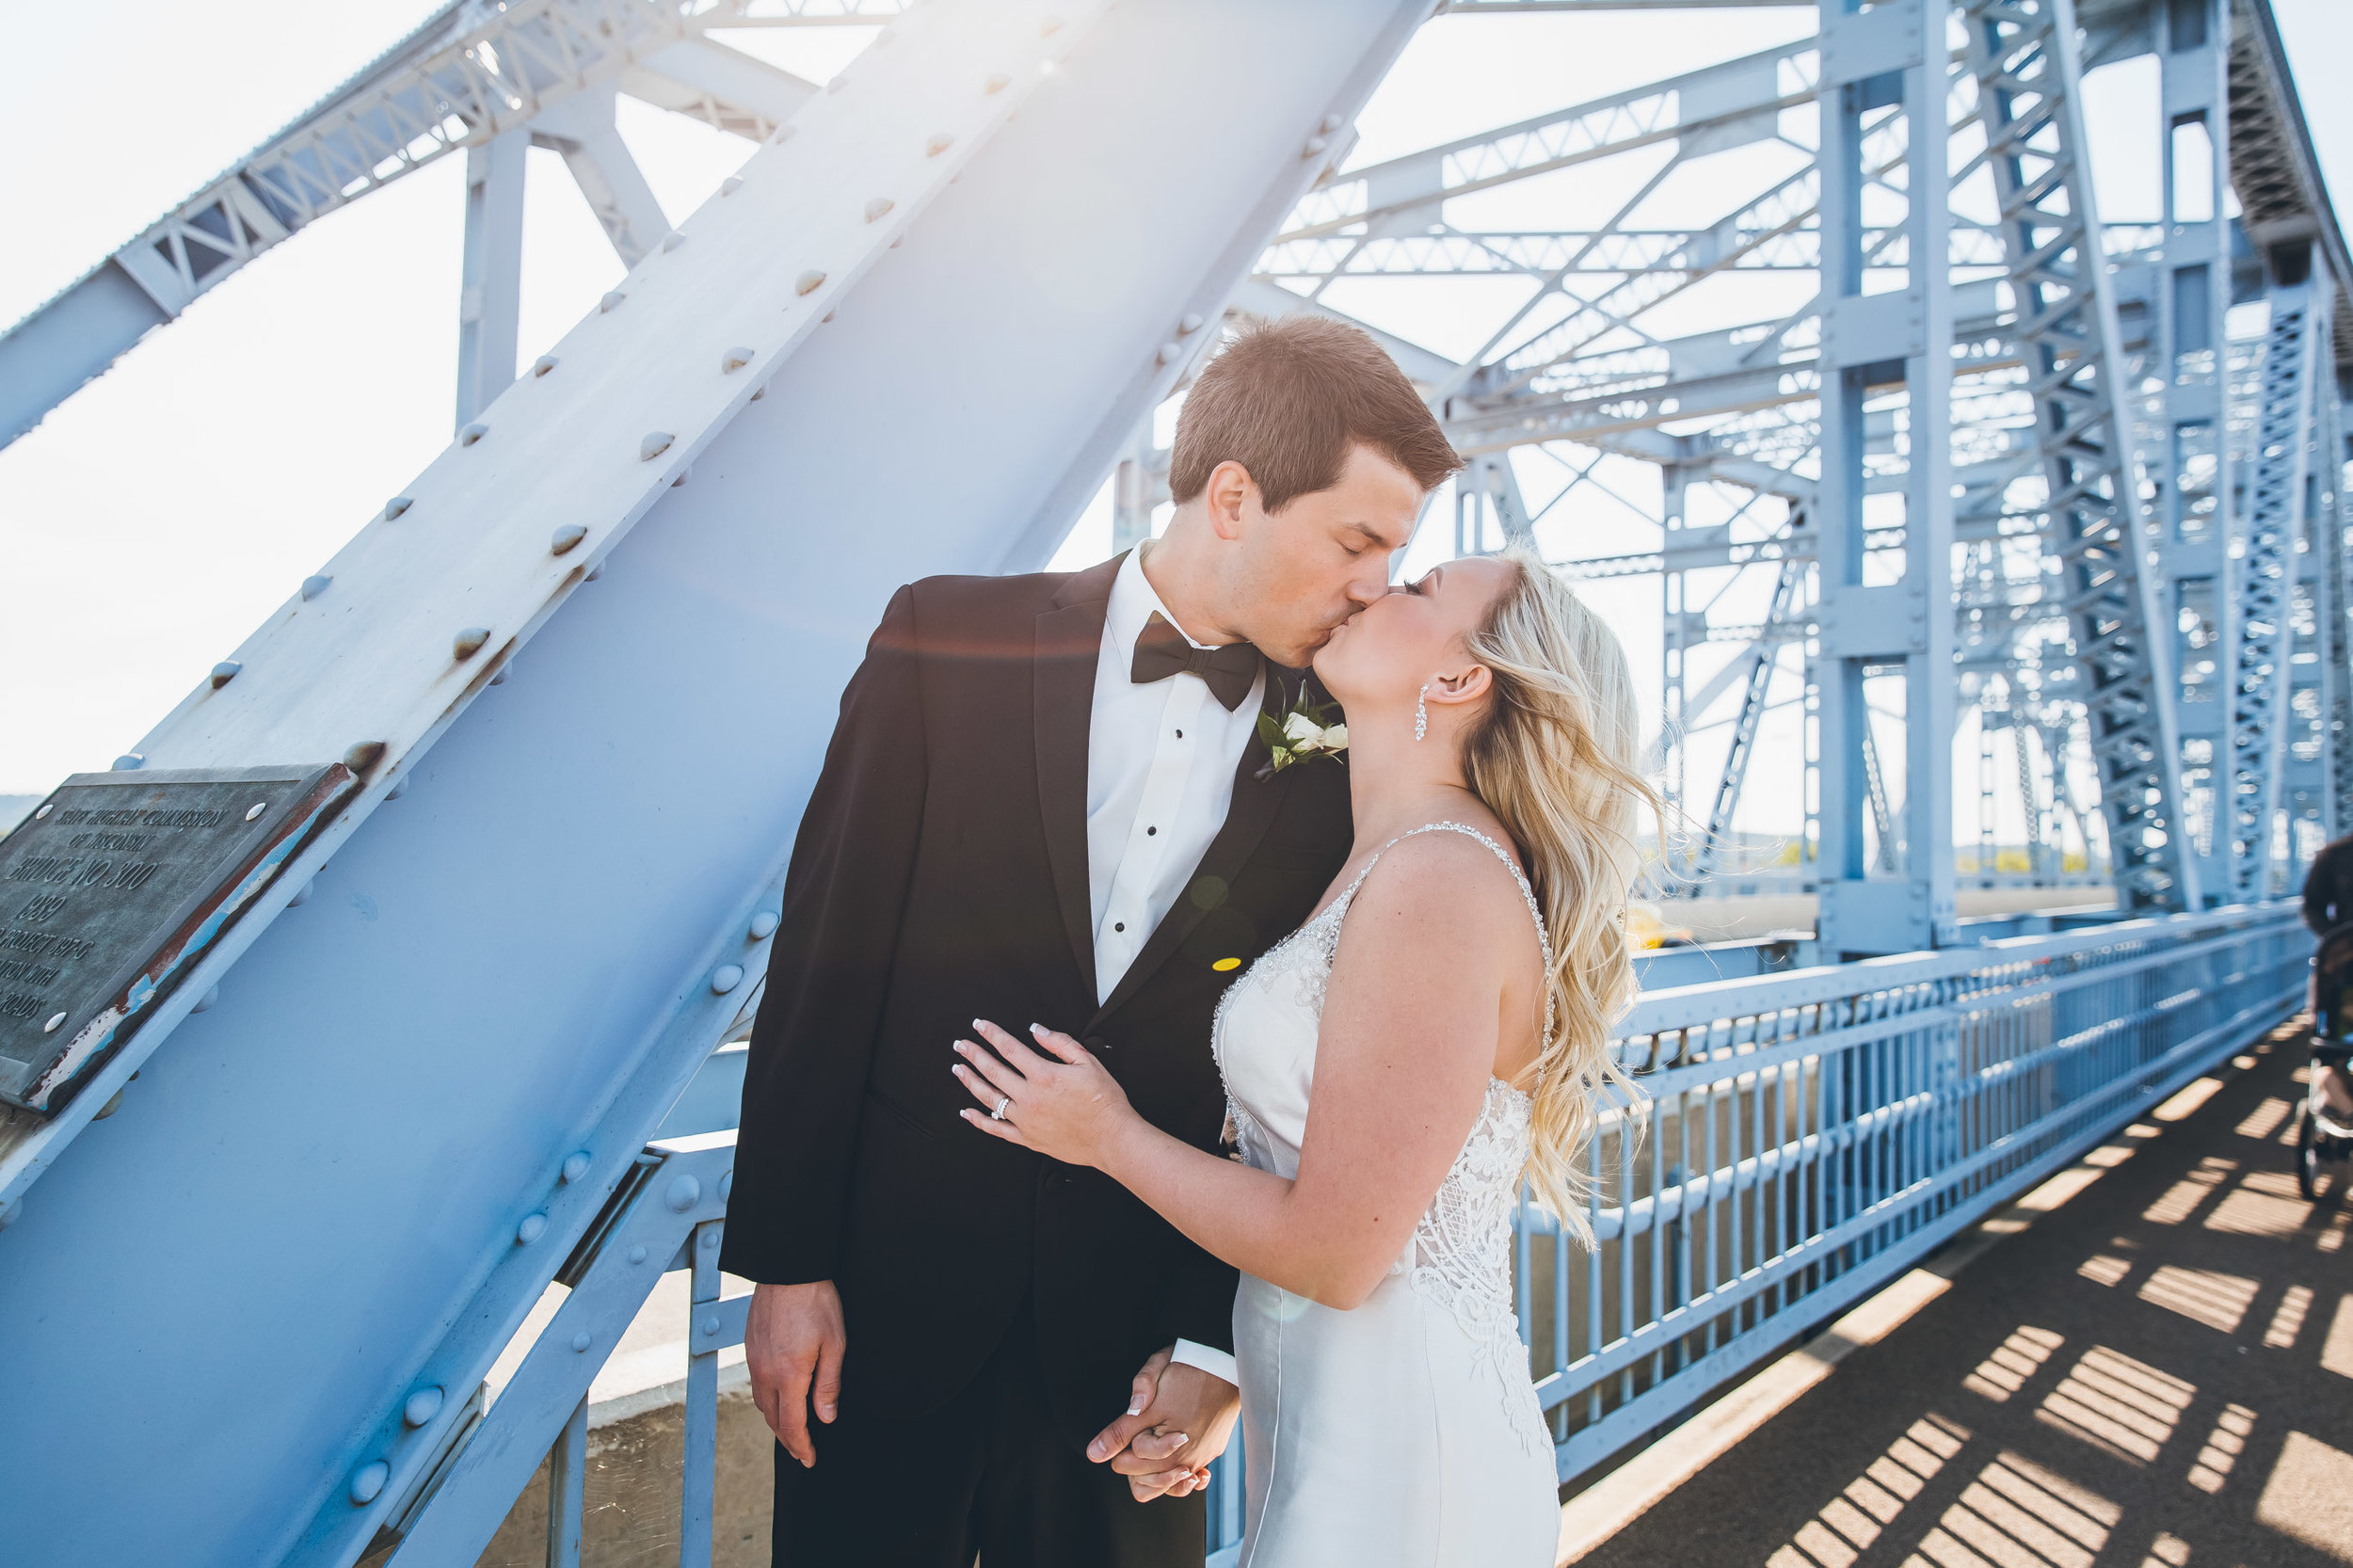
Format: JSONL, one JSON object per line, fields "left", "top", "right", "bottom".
{"left": 1088, "top": 1347, "right": 1240, "bottom": 1501}
{"left": 745, "top": 1280, "right": 846, "bottom": 1468}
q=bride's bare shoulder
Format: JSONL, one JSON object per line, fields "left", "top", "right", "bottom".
{"left": 1340, "top": 822, "right": 1533, "bottom": 951}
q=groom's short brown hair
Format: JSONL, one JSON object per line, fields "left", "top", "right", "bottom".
{"left": 1170, "top": 315, "right": 1461, "bottom": 513}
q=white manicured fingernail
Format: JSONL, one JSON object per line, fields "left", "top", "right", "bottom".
{"left": 1030, "top": 1022, "right": 1046, "bottom": 1033}
{"left": 1128, "top": 1401, "right": 1144, "bottom": 1416}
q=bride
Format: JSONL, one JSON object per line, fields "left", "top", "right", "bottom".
{"left": 953, "top": 547, "right": 1651, "bottom": 1566}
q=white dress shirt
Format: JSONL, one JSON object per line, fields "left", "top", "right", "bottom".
{"left": 1085, "top": 548, "right": 1259, "bottom": 1388}
{"left": 1086, "top": 550, "right": 1264, "bottom": 1004}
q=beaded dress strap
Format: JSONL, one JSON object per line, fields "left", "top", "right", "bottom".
{"left": 1339, "top": 821, "right": 1554, "bottom": 1043}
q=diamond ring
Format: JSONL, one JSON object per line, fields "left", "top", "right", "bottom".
{"left": 991, "top": 1096, "right": 1010, "bottom": 1121}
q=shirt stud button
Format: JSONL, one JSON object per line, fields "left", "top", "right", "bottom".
{"left": 1114, "top": 922, "right": 1125, "bottom": 933}
{"left": 1146, "top": 825, "right": 1157, "bottom": 836}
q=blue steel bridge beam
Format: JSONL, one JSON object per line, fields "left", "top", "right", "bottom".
{"left": 0, "top": 0, "right": 823, "bottom": 452}
{"left": 0, "top": 8, "right": 1438, "bottom": 1567}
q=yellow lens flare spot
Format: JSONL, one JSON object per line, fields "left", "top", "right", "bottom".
{"left": 1212, "top": 957, "right": 1241, "bottom": 972}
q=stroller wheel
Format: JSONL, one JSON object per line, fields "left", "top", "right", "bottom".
{"left": 2299, "top": 1105, "right": 2325, "bottom": 1202}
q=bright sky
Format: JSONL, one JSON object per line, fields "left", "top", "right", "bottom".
{"left": 5, "top": 2, "right": 2351, "bottom": 843}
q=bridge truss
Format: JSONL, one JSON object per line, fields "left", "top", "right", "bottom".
{"left": 0, "top": 1, "right": 2345, "bottom": 1563}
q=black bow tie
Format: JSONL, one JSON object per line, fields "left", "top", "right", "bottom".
{"left": 1128, "top": 612, "right": 1260, "bottom": 712}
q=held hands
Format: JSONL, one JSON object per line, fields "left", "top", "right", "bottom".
{"left": 1088, "top": 1348, "right": 1240, "bottom": 1502}
{"left": 954, "top": 1019, "right": 1136, "bottom": 1168}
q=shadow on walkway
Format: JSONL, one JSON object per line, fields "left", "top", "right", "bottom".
{"left": 1579, "top": 1020, "right": 2353, "bottom": 1568}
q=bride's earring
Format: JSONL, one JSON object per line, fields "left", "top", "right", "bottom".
{"left": 1415, "top": 683, "right": 1432, "bottom": 743}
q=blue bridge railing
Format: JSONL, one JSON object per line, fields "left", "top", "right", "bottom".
{"left": 361, "top": 901, "right": 2307, "bottom": 1565}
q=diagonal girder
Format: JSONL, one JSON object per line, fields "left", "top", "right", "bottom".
{"left": 1961, "top": 0, "right": 2198, "bottom": 913}
{"left": 2226, "top": 282, "right": 2320, "bottom": 898}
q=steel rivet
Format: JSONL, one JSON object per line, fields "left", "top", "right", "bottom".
{"left": 403, "top": 1386, "right": 445, "bottom": 1428}
{"left": 671, "top": 469, "right": 690, "bottom": 488}
{"left": 42, "top": 1012, "right": 65, "bottom": 1033}
{"left": 454, "top": 627, "right": 490, "bottom": 661}
{"left": 349, "top": 1462, "right": 389, "bottom": 1506}
{"left": 700, "top": 1228, "right": 719, "bottom": 1249}
{"left": 984, "top": 72, "right": 1009, "bottom": 94}
{"left": 34, "top": 804, "right": 52, "bottom": 820}
{"left": 926, "top": 133, "right": 952, "bottom": 156}
{"left": 1302, "top": 136, "right": 1328, "bottom": 159}
{"left": 532, "top": 356, "right": 557, "bottom": 377}
{"left": 864, "top": 197, "right": 894, "bottom": 223}
{"left": 562, "top": 1151, "right": 592, "bottom": 1184}
{"left": 600, "top": 292, "right": 625, "bottom": 313}
{"left": 1156, "top": 343, "right": 1180, "bottom": 367}
{"left": 516, "top": 1212, "right": 548, "bottom": 1245}
{"left": 584, "top": 563, "right": 604, "bottom": 583}
{"left": 385, "top": 778, "right": 407, "bottom": 800}
{"left": 665, "top": 1174, "right": 702, "bottom": 1212}
{"left": 821, "top": 309, "right": 835, "bottom": 323}
{"left": 721, "top": 176, "right": 743, "bottom": 197}
{"left": 383, "top": 496, "right": 413, "bottom": 520}
{"left": 772, "top": 123, "right": 796, "bottom": 146}
{"left": 570, "top": 1332, "right": 592, "bottom": 1353}
{"left": 700, "top": 1315, "right": 720, "bottom": 1337}
{"left": 627, "top": 1244, "right": 648, "bottom": 1265}
{"left": 211, "top": 661, "right": 242, "bottom": 690}
{"left": 795, "top": 269, "right": 825, "bottom": 296}
{"left": 191, "top": 984, "right": 218, "bottom": 1013}
{"left": 641, "top": 432, "right": 674, "bottom": 461}
{"left": 245, "top": 801, "right": 266, "bottom": 822}
{"left": 1179, "top": 313, "right": 1204, "bottom": 335}
{"left": 711, "top": 964, "right": 744, "bottom": 995}
{"left": 344, "top": 740, "right": 387, "bottom": 775}
{"left": 661, "top": 232, "right": 685, "bottom": 252}
{"left": 749, "top": 910, "right": 779, "bottom": 940}
{"left": 551, "top": 524, "right": 587, "bottom": 556}
{"left": 113, "top": 754, "right": 143, "bottom": 771}
{"left": 1320, "top": 114, "right": 1344, "bottom": 134}
{"left": 459, "top": 423, "right": 488, "bottom": 447}
{"left": 488, "top": 666, "right": 508, "bottom": 686}
{"left": 750, "top": 386, "right": 765, "bottom": 402}
{"left": 92, "top": 1087, "right": 125, "bottom": 1120}
{"left": 288, "top": 879, "right": 313, "bottom": 907}
{"left": 721, "top": 347, "right": 754, "bottom": 373}
{"left": 302, "top": 575, "right": 332, "bottom": 600}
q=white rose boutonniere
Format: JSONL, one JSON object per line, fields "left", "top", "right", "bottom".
{"left": 1256, "top": 688, "right": 1348, "bottom": 779}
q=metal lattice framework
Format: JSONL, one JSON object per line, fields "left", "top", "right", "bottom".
{"left": 0, "top": 4, "right": 2346, "bottom": 1561}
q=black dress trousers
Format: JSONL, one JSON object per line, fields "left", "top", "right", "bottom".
{"left": 771, "top": 1304, "right": 1206, "bottom": 1568}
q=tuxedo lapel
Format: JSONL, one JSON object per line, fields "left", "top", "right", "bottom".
{"left": 1033, "top": 555, "right": 1124, "bottom": 1003}
{"left": 1090, "top": 664, "right": 1305, "bottom": 1028}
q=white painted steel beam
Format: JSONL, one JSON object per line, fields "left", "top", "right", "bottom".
{"left": 456, "top": 130, "right": 529, "bottom": 429}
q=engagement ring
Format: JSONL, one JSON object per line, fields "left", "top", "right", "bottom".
{"left": 991, "top": 1096, "right": 1010, "bottom": 1121}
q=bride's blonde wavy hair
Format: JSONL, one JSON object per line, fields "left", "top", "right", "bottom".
{"left": 1458, "top": 549, "right": 1654, "bottom": 1244}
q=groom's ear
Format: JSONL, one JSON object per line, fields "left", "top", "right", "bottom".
{"left": 1203, "top": 459, "right": 1258, "bottom": 537}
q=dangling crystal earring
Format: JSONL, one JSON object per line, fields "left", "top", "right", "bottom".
{"left": 1415, "top": 683, "right": 1432, "bottom": 743}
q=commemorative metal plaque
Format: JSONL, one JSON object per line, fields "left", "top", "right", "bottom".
{"left": 0, "top": 764, "right": 357, "bottom": 1115}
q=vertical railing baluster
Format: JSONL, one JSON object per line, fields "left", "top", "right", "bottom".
{"left": 547, "top": 1395, "right": 586, "bottom": 1568}
{"left": 681, "top": 1218, "right": 720, "bottom": 1568}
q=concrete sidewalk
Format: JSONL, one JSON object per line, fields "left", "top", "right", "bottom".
{"left": 1573, "top": 1020, "right": 2353, "bottom": 1568}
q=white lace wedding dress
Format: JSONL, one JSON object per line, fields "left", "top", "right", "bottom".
{"left": 1211, "top": 822, "right": 1560, "bottom": 1567}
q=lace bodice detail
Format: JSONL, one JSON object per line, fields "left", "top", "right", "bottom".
{"left": 1210, "top": 822, "right": 1552, "bottom": 1457}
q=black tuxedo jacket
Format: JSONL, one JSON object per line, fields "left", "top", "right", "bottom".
{"left": 720, "top": 553, "right": 1353, "bottom": 1447}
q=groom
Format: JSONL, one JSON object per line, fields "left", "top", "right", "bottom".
{"left": 722, "top": 315, "right": 1462, "bottom": 1566}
